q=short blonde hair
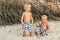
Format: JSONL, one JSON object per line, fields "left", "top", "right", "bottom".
{"left": 42, "top": 15, "right": 48, "bottom": 19}
{"left": 24, "top": 4, "right": 31, "bottom": 9}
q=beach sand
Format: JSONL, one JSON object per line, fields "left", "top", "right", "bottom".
{"left": 0, "top": 21, "right": 60, "bottom": 40}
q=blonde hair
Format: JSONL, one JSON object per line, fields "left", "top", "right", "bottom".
{"left": 24, "top": 4, "right": 31, "bottom": 9}
{"left": 42, "top": 15, "right": 48, "bottom": 19}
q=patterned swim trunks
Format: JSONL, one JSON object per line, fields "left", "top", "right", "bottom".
{"left": 22, "top": 23, "right": 32, "bottom": 32}
{"left": 35, "top": 29, "right": 48, "bottom": 34}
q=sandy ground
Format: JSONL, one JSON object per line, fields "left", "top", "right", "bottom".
{"left": 0, "top": 21, "right": 60, "bottom": 40}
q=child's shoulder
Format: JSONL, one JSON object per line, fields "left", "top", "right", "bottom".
{"left": 22, "top": 12, "right": 26, "bottom": 15}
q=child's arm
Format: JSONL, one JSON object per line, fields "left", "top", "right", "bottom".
{"left": 21, "top": 13, "right": 24, "bottom": 24}
{"left": 31, "top": 13, "right": 34, "bottom": 24}
{"left": 46, "top": 23, "right": 49, "bottom": 31}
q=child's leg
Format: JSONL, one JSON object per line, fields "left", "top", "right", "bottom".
{"left": 40, "top": 33, "right": 44, "bottom": 36}
{"left": 35, "top": 30, "right": 40, "bottom": 37}
{"left": 30, "top": 32, "right": 32, "bottom": 37}
{"left": 35, "top": 32, "right": 40, "bottom": 37}
{"left": 35, "top": 32, "right": 38, "bottom": 37}
{"left": 28, "top": 24, "right": 32, "bottom": 37}
{"left": 41, "top": 30, "right": 48, "bottom": 36}
{"left": 40, "top": 29, "right": 45, "bottom": 36}
{"left": 45, "top": 31, "right": 48, "bottom": 36}
{"left": 23, "top": 31, "right": 26, "bottom": 37}
{"left": 22, "top": 24, "right": 27, "bottom": 37}
{"left": 37, "top": 34, "right": 40, "bottom": 37}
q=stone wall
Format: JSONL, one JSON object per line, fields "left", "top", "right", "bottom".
{"left": 0, "top": 0, "right": 60, "bottom": 25}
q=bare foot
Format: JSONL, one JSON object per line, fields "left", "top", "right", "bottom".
{"left": 23, "top": 32, "right": 26, "bottom": 37}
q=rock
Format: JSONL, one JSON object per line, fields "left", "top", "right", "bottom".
{"left": 0, "top": 0, "right": 60, "bottom": 25}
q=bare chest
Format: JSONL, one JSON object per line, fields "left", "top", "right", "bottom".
{"left": 24, "top": 13, "right": 31, "bottom": 18}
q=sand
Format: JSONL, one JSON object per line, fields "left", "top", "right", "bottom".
{"left": 0, "top": 21, "right": 60, "bottom": 40}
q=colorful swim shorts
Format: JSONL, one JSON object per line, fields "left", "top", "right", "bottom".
{"left": 22, "top": 24, "right": 32, "bottom": 32}
{"left": 35, "top": 29, "right": 48, "bottom": 34}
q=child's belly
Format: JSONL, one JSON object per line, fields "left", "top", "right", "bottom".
{"left": 24, "top": 18, "right": 31, "bottom": 23}
{"left": 40, "top": 26, "right": 47, "bottom": 30}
